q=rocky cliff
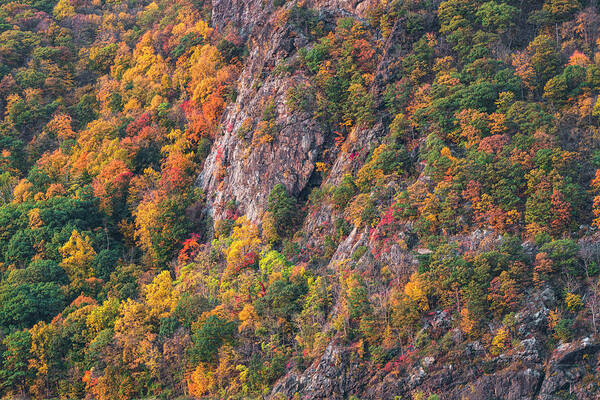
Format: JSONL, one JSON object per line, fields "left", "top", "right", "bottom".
{"left": 200, "top": 0, "right": 386, "bottom": 222}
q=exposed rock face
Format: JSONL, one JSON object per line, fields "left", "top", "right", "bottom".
{"left": 211, "top": 0, "right": 267, "bottom": 40}
{"left": 536, "top": 339, "right": 600, "bottom": 399}
{"left": 199, "top": 72, "right": 325, "bottom": 221}
{"left": 200, "top": 5, "right": 328, "bottom": 221}
{"left": 270, "top": 333, "right": 600, "bottom": 399}
{"left": 271, "top": 342, "right": 369, "bottom": 399}
{"left": 210, "top": 0, "right": 376, "bottom": 40}
{"left": 202, "top": 0, "right": 397, "bottom": 223}
{"left": 453, "top": 368, "right": 542, "bottom": 400}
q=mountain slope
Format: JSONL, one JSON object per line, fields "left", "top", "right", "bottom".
{"left": 1, "top": 0, "right": 600, "bottom": 399}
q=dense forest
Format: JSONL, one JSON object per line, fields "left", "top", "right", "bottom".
{"left": 1, "top": 0, "right": 600, "bottom": 398}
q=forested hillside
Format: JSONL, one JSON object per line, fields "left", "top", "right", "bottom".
{"left": 1, "top": 0, "right": 600, "bottom": 398}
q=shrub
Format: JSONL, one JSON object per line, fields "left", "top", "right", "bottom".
{"left": 352, "top": 245, "right": 368, "bottom": 261}
{"left": 565, "top": 292, "right": 583, "bottom": 312}
{"left": 267, "top": 184, "right": 297, "bottom": 237}
{"left": 332, "top": 174, "right": 357, "bottom": 211}
{"left": 554, "top": 318, "right": 573, "bottom": 342}
{"left": 189, "top": 315, "right": 236, "bottom": 363}
{"left": 490, "top": 327, "right": 510, "bottom": 356}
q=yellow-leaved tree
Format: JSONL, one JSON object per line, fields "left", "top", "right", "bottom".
{"left": 143, "top": 270, "right": 179, "bottom": 319}
{"left": 29, "top": 321, "right": 60, "bottom": 399}
{"left": 224, "top": 217, "right": 261, "bottom": 276}
{"left": 86, "top": 297, "right": 120, "bottom": 337}
{"left": 404, "top": 272, "right": 430, "bottom": 312}
{"left": 53, "top": 0, "right": 75, "bottom": 20}
{"left": 59, "top": 230, "right": 96, "bottom": 284}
